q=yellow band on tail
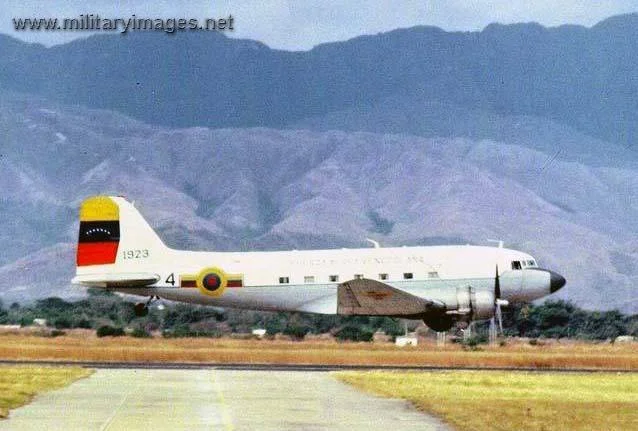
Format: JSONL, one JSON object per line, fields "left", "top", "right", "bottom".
{"left": 80, "top": 196, "right": 119, "bottom": 222}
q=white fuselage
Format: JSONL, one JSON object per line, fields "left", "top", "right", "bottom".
{"left": 95, "top": 245, "right": 550, "bottom": 314}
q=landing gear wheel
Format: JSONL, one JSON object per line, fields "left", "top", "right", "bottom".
{"left": 134, "top": 302, "right": 149, "bottom": 317}
{"left": 423, "top": 315, "right": 455, "bottom": 332}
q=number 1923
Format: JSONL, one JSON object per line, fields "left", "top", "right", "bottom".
{"left": 122, "top": 249, "right": 149, "bottom": 259}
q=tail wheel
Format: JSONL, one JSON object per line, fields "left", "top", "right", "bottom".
{"left": 196, "top": 267, "right": 228, "bottom": 297}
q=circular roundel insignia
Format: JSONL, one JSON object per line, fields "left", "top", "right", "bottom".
{"left": 196, "top": 267, "right": 227, "bottom": 297}
{"left": 202, "top": 273, "right": 222, "bottom": 291}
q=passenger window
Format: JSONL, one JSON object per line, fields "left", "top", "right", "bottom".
{"left": 511, "top": 261, "right": 522, "bottom": 270}
{"left": 403, "top": 272, "right": 414, "bottom": 280}
{"left": 279, "top": 277, "right": 289, "bottom": 284}
{"left": 304, "top": 276, "right": 315, "bottom": 283}
{"left": 329, "top": 275, "right": 339, "bottom": 282}
{"left": 378, "top": 273, "right": 388, "bottom": 280}
{"left": 428, "top": 271, "right": 439, "bottom": 278}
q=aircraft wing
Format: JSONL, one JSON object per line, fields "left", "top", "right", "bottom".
{"left": 337, "top": 278, "right": 444, "bottom": 316}
{"left": 71, "top": 273, "right": 160, "bottom": 288}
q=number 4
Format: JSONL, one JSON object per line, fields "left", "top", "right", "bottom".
{"left": 165, "top": 273, "right": 175, "bottom": 286}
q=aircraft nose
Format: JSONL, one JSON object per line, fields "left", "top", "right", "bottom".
{"left": 549, "top": 271, "right": 566, "bottom": 293}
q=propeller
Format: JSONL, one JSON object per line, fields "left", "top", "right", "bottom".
{"left": 495, "top": 302, "right": 503, "bottom": 334}
{"left": 494, "top": 265, "right": 508, "bottom": 335}
{"left": 495, "top": 264, "right": 501, "bottom": 299}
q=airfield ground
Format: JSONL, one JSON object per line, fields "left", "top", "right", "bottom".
{"left": 336, "top": 370, "right": 638, "bottom": 431}
{"left": 0, "top": 366, "right": 91, "bottom": 418}
{"left": 1, "top": 365, "right": 636, "bottom": 430}
{"left": 0, "top": 368, "right": 448, "bottom": 430}
{"left": 0, "top": 331, "right": 637, "bottom": 370}
{"left": 1, "top": 330, "right": 637, "bottom": 428}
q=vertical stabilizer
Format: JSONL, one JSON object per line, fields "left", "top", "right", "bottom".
{"left": 76, "top": 196, "right": 167, "bottom": 272}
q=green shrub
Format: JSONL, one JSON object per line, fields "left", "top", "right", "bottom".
{"left": 73, "top": 317, "right": 92, "bottom": 329}
{"left": 53, "top": 317, "right": 72, "bottom": 329}
{"left": 283, "top": 324, "right": 311, "bottom": 340}
{"left": 96, "top": 325, "right": 125, "bottom": 337}
{"left": 264, "top": 316, "right": 287, "bottom": 335}
{"left": 335, "top": 325, "right": 374, "bottom": 342}
{"left": 19, "top": 316, "right": 34, "bottom": 327}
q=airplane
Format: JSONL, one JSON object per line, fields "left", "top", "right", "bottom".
{"left": 72, "top": 196, "right": 566, "bottom": 332}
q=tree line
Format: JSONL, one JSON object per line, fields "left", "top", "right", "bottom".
{"left": 0, "top": 289, "right": 636, "bottom": 342}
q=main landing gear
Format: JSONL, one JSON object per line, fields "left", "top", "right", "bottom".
{"left": 134, "top": 296, "right": 160, "bottom": 317}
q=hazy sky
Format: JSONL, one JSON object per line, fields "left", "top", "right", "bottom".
{"left": 3, "top": 1, "right": 638, "bottom": 50}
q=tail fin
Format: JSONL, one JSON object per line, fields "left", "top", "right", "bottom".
{"left": 76, "top": 196, "right": 166, "bottom": 269}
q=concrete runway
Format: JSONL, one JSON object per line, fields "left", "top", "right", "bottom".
{"left": 0, "top": 369, "right": 449, "bottom": 430}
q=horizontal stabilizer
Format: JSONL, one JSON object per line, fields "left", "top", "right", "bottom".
{"left": 337, "top": 278, "right": 443, "bottom": 316}
{"left": 72, "top": 273, "right": 160, "bottom": 288}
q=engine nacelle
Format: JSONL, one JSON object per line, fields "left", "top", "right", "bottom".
{"left": 422, "top": 287, "right": 495, "bottom": 332}
{"left": 457, "top": 288, "right": 495, "bottom": 321}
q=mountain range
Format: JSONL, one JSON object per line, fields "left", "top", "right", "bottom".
{"left": 2, "top": 14, "right": 638, "bottom": 149}
{"left": 0, "top": 93, "right": 636, "bottom": 312}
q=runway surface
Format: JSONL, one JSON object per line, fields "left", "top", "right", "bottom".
{"left": 0, "top": 369, "right": 450, "bottom": 430}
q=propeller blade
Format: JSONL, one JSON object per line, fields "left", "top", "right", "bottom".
{"left": 496, "top": 302, "right": 503, "bottom": 335}
{"left": 495, "top": 264, "right": 501, "bottom": 299}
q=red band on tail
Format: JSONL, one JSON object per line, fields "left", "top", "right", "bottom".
{"left": 77, "top": 242, "right": 119, "bottom": 266}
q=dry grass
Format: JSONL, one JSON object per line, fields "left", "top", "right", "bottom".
{"left": 336, "top": 371, "right": 638, "bottom": 431}
{"left": 0, "top": 331, "right": 637, "bottom": 369}
{"left": 0, "top": 366, "right": 92, "bottom": 418}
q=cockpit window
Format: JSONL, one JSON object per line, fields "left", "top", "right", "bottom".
{"left": 511, "top": 260, "right": 522, "bottom": 270}
{"left": 527, "top": 260, "right": 536, "bottom": 267}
